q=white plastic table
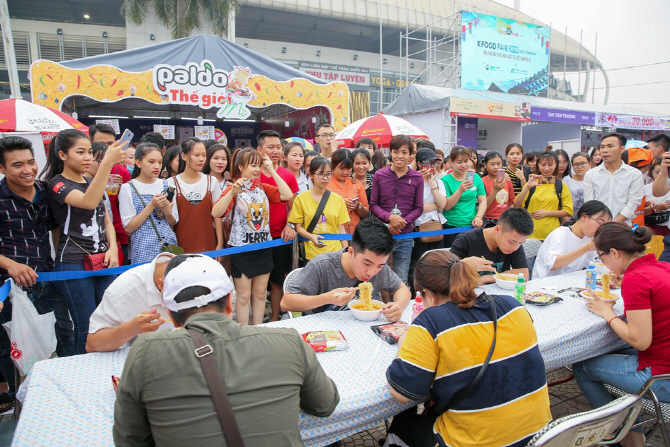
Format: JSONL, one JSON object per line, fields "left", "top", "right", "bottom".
{"left": 12, "top": 270, "right": 627, "bottom": 447}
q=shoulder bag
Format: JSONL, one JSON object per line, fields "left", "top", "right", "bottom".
{"left": 129, "top": 182, "right": 184, "bottom": 255}
{"left": 187, "top": 327, "right": 245, "bottom": 447}
{"left": 67, "top": 236, "right": 107, "bottom": 270}
{"left": 299, "top": 190, "right": 331, "bottom": 264}
{"left": 443, "top": 293, "right": 498, "bottom": 412}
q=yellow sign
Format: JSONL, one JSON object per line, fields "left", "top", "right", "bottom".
{"left": 449, "top": 97, "right": 531, "bottom": 121}
{"left": 29, "top": 60, "right": 351, "bottom": 131}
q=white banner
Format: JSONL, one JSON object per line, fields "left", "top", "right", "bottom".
{"left": 195, "top": 126, "right": 215, "bottom": 140}
{"left": 153, "top": 125, "right": 175, "bottom": 140}
{"left": 595, "top": 113, "right": 670, "bottom": 131}
{"left": 95, "top": 119, "right": 120, "bottom": 134}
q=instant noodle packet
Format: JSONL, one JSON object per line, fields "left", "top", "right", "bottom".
{"left": 370, "top": 322, "right": 409, "bottom": 345}
{"left": 302, "top": 330, "right": 349, "bottom": 352}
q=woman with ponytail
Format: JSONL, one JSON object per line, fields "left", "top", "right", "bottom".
{"left": 574, "top": 223, "right": 670, "bottom": 447}
{"left": 118, "top": 143, "right": 178, "bottom": 264}
{"left": 385, "top": 250, "right": 551, "bottom": 447}
{"left": 43, "top": 128, "right": 128, "bottom": 354}
{"left": 533, "top": 200, "right": 612, "bottom": 278}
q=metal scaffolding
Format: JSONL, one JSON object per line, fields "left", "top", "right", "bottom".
{"left": 401, "top": 12, "right": 461, "bottom": 89}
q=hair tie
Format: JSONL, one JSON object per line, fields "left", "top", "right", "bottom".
{"left": 447, "top": 258, "right": 460, "bottom": 268}
{"left": 632, "top": 224, "right": 639, "bottom": 233}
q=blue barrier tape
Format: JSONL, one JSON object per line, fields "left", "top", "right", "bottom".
{"left": 0, "top": 225, "right": 473, "bottom": 302}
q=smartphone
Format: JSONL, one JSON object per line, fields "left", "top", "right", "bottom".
{"left": 466, "top": 172, "right": 475, "bottom": 182}
{"left": 496, "top": 169, "right": 505, "bottom": 182}
{"left": 351, "top": 198, "right": 359, "bottom": 203}
{"left": 541, "top": 176, "right": 555, "bottom": 185}
{"left": 162, "top": 186, "right": 176, "bottom": 202}
{"left": 119, "top": 129, "right": 134, "bottom": 149}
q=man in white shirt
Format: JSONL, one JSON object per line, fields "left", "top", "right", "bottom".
{"left": 86, "top": 253, "right": 175, "bottom": 352}
{"left": 584, "top": 133, "right": 643, "bottom": 225}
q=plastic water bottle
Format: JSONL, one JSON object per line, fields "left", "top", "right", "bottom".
{"left": 585, "top": 262, "right": 597, "bottom": 290}
{"left": 412, "top": 292, "right": 424, "bottom": 322}
{"left": 515, "top": 273, "right": 526, "bottom": 304}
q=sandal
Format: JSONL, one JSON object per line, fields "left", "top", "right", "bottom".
{"left": 0, "top": 393, "right": 14, "bottom": 413}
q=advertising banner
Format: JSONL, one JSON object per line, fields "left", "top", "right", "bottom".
{"left": 595, "top": 113, "right": 670, "bottom": 131}
{"left": 450, "top": 97, "right": 531, "bottom": 121}
{"left": 153, "top": 125, "right": 175, "bottom": 140}
{"left": 461, "top": 10, "right": 550, "bottom": 97}
{"left": 299, "top": 62, "right": 370, "bottom": 86}
{"left": 457, "top": 117, "right": 478, "bottom": 147}
{"left": 30, "top": 60, "right": 350, "bottom": 131}
{"left": 95, "top": 119, "right": 120, "bottom": 134}
{"left": 195, "top": 125, "right": 216, "bottom": 140}
{"left": 531, "top": 107, "right": 595, "bottom": 125}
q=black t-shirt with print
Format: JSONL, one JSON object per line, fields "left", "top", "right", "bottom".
{"left": 48, "top": 175, "right": 108, "bottom": 263}
{"left": 450, "top": 228, "right": 527, "bottom": 273}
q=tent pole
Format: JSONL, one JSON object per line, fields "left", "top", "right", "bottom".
{"left": 0, "top": 0, "right": 22, "bottom": 99}
{"left": 378, "top": 0, "right": 383, "bottom": 113}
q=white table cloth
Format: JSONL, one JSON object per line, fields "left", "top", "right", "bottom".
{"left": 12, "top": 270, "right": 628, "bottom": 447}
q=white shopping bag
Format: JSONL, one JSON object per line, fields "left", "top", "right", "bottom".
{"left": 2, "top": 280, "right": 56, "bottom": 376}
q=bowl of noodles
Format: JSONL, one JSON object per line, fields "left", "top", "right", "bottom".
{"left": 348, "top": 282, "right": 384, "bottom": 321}
{"left": 349, "top": 299, "right": 384, "bottom": 321}
{"left": 494, "top": 273, "right": 518, "bottom": 290}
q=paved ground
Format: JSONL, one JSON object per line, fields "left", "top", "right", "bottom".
{"left": 0, "top": 368, "right": 665, "bottom": 446}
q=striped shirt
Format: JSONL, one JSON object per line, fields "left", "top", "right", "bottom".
{"left": 0, "top": 179, "right": 56, "bottom": 281}
{"left": 387, "top": 294, "right": 551, "bottom": 447}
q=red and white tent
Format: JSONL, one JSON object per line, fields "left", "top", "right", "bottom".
{"left": 0, "top": 99, "right": 89, "bottom": 144}
{"left": 336, "top": 113, "right": 428, "bottom": 148}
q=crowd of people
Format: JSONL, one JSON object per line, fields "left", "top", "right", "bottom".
{"left": 0, "top": 122, "right": 669, "bottom": 447}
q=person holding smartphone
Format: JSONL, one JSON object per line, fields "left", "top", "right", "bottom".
{"left": 119, "top": 143, "right": 178, "bottom": 265}
{"left": 515, "top": 151, "right": 573, "bottom": 241}
{"left": 328, "top": 149, "right": 369, "bottom": 233}
{"left": 481, "top": 151, "right": 515, "bottom": 226}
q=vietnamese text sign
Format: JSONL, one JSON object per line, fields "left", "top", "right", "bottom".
{"left": 95, "top": 119, "right": 120, "bottom": 134}
{"left": 194, "top": 126, "right": 215, "bottom": 140}
{"left": 153, "top": 125, "right": 175, "bottom": 140}
{"left": 450, "top": 97, "right": 531, "bottom": 121}
{"left": 595, "top": 113, "right": 670, "bottom": 131}
{"left": 299, "top": 62, "right": 370, "bottom": 86}
{"left": 461, "top": 10, "right": 550, "bottom": 97}
{"left": 532, "top": 107, "right": 595, "bottom": 125}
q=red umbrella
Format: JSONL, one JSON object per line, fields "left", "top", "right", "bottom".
{"left": 336, "top": 113, "right": 428, "bottom": 148}
{"left": 0, "top": 99, "right": 88, "bottom": 143}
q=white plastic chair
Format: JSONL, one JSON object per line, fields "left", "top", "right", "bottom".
{"left": 282, "top": 268, "right": 304, "bottom": 319}
{"left": 526, "top": 394, "right": 642, "bottom": 446}
{"left": 604, "top": 374, "right": 670, "bottom": 446}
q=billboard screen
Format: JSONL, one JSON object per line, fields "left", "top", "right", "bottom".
{"left": 460, "top": 11, "right": 550, "bottom": 97}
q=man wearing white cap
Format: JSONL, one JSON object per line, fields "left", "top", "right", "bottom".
{"left": 113, "top": 254, "right": 340, "bottom": 447}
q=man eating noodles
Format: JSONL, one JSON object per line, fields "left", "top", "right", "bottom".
{"left": 281, "top": 217, "right": 410, "bottom": 322}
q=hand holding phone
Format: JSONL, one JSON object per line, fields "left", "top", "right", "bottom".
{"left": 496, "top": 169, "right": 505, "bottom": 183}
{"left": 119, "top": 129, "right": 134, "bottom": 150}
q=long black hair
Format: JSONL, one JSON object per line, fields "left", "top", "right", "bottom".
{"left": 40, "top": 129, "right": 89, "bottom": 181}
{"left": 555, "top": 149, "right": 571, "bottom": 178}
{"left": 202, "top": 143, "right": 232, "bottom": 176}
{"left": 131, "top": 143, "right": 162, "bottom": 180}
{"left": 178, "top": 137, "right": 203, "bottom": 173}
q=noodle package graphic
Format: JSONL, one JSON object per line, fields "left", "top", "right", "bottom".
{"left": 301, "top": 330, "right": 349, "bottom": 352}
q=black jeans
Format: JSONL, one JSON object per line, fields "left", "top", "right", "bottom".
{"left": 386, "top": 407, "right": 440, "bottom": 447}
{"left": 0, "top": 279, "right": 74, "bottom": 393}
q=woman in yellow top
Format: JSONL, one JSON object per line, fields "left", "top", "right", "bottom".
{"left": 289, "top": 156, "right": 350, "bottom": 262}
{"left": 514, "top": 151, "right": 573, "bottom": 240}
{"left": 328, "top": 149, "right": 369, "bottom": 233}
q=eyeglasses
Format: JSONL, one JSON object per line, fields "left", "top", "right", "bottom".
{"left": 588, "top": 215, "right": 609, "bottom": 226}
{"left": 317, "top": 133, "right": 336, "bottom": 139}
{"left": 597, "top": 249, "right": 611, "bottom": 259}
{"left": 573, "top": 161, "right": 589, "bottom": 168}
{"left": 314, "top": 172, "right": 334, "bottom": 179}
{"left": 28, "top": 202, "right": 42, "bottom": 227}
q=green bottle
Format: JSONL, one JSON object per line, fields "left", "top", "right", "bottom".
{"left": 515, "top": 273, "right": 526, "bottom": 305}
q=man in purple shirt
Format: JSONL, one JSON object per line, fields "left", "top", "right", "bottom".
{"left": 370, "top": 135, "right": 423, "bottom": 284}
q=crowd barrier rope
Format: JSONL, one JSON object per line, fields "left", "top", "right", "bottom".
{"left": 0, "top": 226, "right": 473, "bottom": 303}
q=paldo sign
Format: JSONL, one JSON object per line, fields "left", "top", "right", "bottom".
{"left": 153, "top": 60, "right": 253, "bottom": 120}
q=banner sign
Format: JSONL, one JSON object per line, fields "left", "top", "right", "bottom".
{"left": 457, "top": 117, "right": 478, "bottom": 147}
{"left": 461, "top": 10, "right": 550, "bottom": 97}
{"left": 153, "top": 125, "right": 175, "bottom": 140}
{"left": 95, "top": 119, "right": 120, "bottom": 134}
{"left": 195, "top": 125, "right": 216, "bottom": 140}
{"left": 450, "top": 97, "right": 531, "bottom": 121}
{"left": 299, "top": 62, "right": 370, "bottom": 86}
{"left": 531, "top": 107, "right": 595, "bottom": 125}
{"left": 595, "top": 113, "right": 670, "bottom": 131}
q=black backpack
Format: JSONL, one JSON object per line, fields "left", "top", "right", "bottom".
{"left": 524, "top": 178, "right": 563, "bottom": 210}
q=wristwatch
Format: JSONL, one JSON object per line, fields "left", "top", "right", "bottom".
{"left": 287, "top": 222, "right": 296, "bottom": 229}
